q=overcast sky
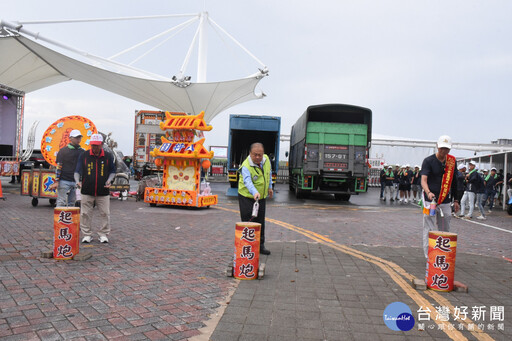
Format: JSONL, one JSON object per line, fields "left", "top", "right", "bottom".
{"left": 2, "top": 0, "right": 511, "bottom": 164}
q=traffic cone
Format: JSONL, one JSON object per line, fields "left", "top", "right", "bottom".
{"left": 0, "top": 178, "right": 4, "bottom": 200}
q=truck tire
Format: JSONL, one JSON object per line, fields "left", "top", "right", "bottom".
{"left": 230, "top": 181, "right": 238, "bottom": 188}
{"left": 334, "top": 194, "right": 351, "bottom": 201}
{"left": 295, "top": 176, "right": 303, "bottom": 199}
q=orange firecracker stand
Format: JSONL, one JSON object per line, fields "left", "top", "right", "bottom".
{"left": 233, "top": 222, "right": 260, "bottom": 280}
{"left": 53, "top": 207, "right": 80, "bottom": 260}
{"left": 426, "top": 231, "right": 457, "bottom": 292}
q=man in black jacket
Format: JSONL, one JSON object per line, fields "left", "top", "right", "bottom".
{"left": 49, "top": 129, "right": 84, "bottom": 207}
{"left": 74, "top": 134, "right": 116, "bottom": 243}
{"left": 459, "top": 161, "right": 479, "bottom": 219}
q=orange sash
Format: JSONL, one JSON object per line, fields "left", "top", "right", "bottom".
{"left": 438, "top": 154, "right": 456, "bottom": 204}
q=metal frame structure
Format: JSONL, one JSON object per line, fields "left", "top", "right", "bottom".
{"left": 2, "top": 12, "right": 268, "bottom": 84}
{"left": 372, "top": 138, "right": 512, "bottom": 153}
{"left": 0, "top": 83, "right": 25, "bottom": 161}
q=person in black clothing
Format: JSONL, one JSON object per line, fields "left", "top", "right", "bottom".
{"left": 379, "top": 164, "right": 387, "bottom": 200}
{"left": 74, "top": 134, "right": 116, "bottom": 243}
{"left": 420, "top": 135, "right": 460, "bottom": 258}
{"left": 399, "top": 165, "right": 412, "bottom": 203}
{"left": 459, "top": 161, "right": 479, "bottom": 218}
{"left": 411, "top": 165, "right": 422, "bottom": 201}
{"left": 455, "top": 163, "right": 466, "bottom": 207}
{"left": 483, "top": 167, "right": 502, "bottom": 213}
{"left": 383, "top": 165, "right": 395, "bottom": 201}
{"left": 49, "top": 130, "right": 84, "bottom": 207}
{"left": 474, "top": 170, "right": 487, "bottom": 220}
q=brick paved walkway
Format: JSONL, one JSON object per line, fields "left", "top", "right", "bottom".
{"left": 1, "top": 180, "right": 511, "bottom": 340}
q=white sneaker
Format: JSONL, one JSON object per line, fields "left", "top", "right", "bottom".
{"left": 82, "top": 236, "right": 92, "bottom": 243}
{"left": 464, "top": 215, "right": 472, "bottom": 219}
{"left": 477, "top": 215, "right": 486, "bottom": 220}
{"left": 99, "top": 236, "right": 109, "bottom": 243}
{"left": 487, "top": 210, "right": 492, "bottom": 214}
{"left": 404, "top": 199, "right": 408, "bottom": 204}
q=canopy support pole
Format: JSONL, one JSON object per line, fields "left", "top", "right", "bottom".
{"left": 109, "top": 16, "right": 198, "bottom": 60}
{"left": 197, "top": 12, "right": 208, "bottom": 83}
{"left": 208, "top": 17, "right": 266, "bottom": 69}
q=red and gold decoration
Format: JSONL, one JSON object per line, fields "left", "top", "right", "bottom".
{"left": 41, "top": 115, "right": 97, "bottom": 166}
{"left": 144, "top": 111, "right": 218, "bottom": 208}
{"left": 438, "top": 154, "right": 456, "bottom": 204}
{"left": 233, "top": 222, "right": 260, "bottom": 280}
{"left": 20, "top": 169, "right": 58, "bottom": 200}
{"left": 426, "top": 231, "right": 457, "bottom": 292}
{"left": 53, "top": 207, "right": 80, "bottom": 260}
{"left": 0, "top": 161, "right": 19, "bottom": 176}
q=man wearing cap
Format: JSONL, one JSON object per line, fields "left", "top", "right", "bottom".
{"left": 459, "top": 162, "right": 476, "bottom": 218}
{"left": 393, "top": 164, "right": 401, "bottom": 200}
{"left": 74, "top": 134, "right": 116, "bottom": 243}
{"left": 420, "top": 135, "right": 460, "bottom": 258}
{"left": 379, "top": 164, "right": 387, "bottom": 200}
{"left": 49, "top": 129, "right": 84, "bottom": 207}
{"left": 455, "top": 164, "right": 467, "bottom": 211}
{"left": 411, "top": 165, "right": 421, "bottom": 202}
{"left": 483, "top": 167, "right": 502, "bottom": 213}
{"left": 383, "top": 165, "right": 395, "bottom": 202}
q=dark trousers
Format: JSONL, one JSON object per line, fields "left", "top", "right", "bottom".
{"left": 238, "top": 194, "right": 266, "bottom": 246}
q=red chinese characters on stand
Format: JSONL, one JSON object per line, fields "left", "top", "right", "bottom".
{"left": 426, "top": 231, "right": 457, "bottom": 292}
{"left": 233, "top": 222, "right": 260, "bottom": 280}
{"left": 53, "top": 207, "right": 80, "bottom": 260}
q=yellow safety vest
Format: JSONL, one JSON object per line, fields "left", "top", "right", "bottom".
{"left": 238, "top": 154, "right": 271, "bottom": 199}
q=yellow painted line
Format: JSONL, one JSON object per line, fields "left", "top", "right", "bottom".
{"left": 424, "top": 290, "right": 494, "bottom": 341}
{"left": 217, "top": 206, "right": 494, "bottom": 341}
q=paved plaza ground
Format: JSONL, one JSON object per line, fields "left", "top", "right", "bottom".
{"left": 0, "top": 178, "right": 511, "bottom": 340}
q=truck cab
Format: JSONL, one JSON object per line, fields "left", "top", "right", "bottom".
{"left": 226, "top": 114, "right": 281, "bottom": 195}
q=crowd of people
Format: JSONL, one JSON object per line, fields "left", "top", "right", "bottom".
{"left": 378, "top": 160, "right": 509, "bottom": 218}
{"left": 457, "top": 163, "right": 506, "bottom": 220}
{"left": 379, "top": 164, "right": 422, "bottom": 203}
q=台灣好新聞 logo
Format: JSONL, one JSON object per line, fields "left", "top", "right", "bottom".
{"left": 383, "top": 302, "right": 415, "bottom": 331}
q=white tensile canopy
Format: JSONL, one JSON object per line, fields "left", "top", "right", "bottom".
{"left": 0, "top": 13, "right": 268, "bottom": 123}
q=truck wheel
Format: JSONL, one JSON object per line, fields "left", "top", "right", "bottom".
{"left": 335, "top": 194, "right": 351, "bottom": 201}
{"left": 230, "top": 181, "right": 238, "bottom": 188}
{"left": 295, "top": 177, "right": 303, "bottom": 199}
{"left": 49, "top": 199, "right": 57, "bottom": 207}
{"left": 508, "top": 204, "right": 512, "bottom": 215}
{"left": 31, "top": 197, "right": 39, "bottom": 207}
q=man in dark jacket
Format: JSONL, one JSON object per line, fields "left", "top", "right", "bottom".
{"left": 483, "top": 167, "right": 502, "bottom": 213}
{"left": 74, "top": 134, "right": 116, "bottom": 243}
{"left": 49, "top": 130, "right": 84, "bottom": 207}
{"left": 455, "top": 163, "right": 466, "bottom": 207}
{"left": 459, "top": 161, "right": 478, "bottom": 218}
{"left": 379, "top": 164, "right": 387, "bottom": 200}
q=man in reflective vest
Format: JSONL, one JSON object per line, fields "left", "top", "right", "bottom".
{"left": 238, "top": 143, "right": 274, "bottom": 255}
